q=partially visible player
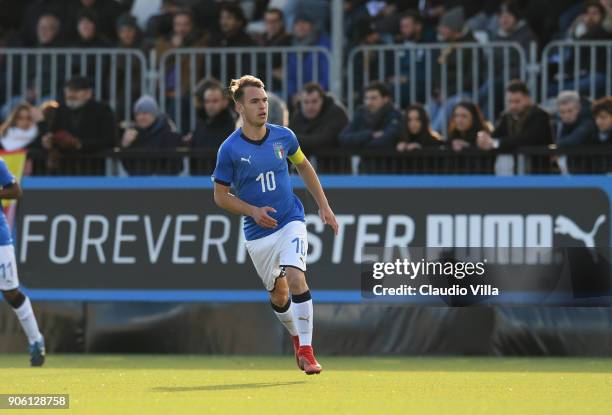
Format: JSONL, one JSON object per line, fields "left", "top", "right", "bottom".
{"left": 212, "top": 75, "right": 338, "bottom": 375}
{"left": 0, "top": 158, "right": 45, "bottom": 366}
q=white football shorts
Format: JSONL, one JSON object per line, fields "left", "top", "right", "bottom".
{"left": 0, "top": 244, "right": 19, "bottom": 291}
{"left": 245, "top": 220, "right": 308, "bottom": 291}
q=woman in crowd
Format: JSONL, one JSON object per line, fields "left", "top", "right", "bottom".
{"left": 447, "top": 102, "right": 491, "bottom": 151}
{"left": 0, "top": 103, "right": 44, "bottom": 151}
{"left": 396, "top": 104, "right": 443, "bottom": 151}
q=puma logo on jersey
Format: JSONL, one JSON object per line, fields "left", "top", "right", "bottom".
{"left": 298, "top": 316, "right": 310, "bottom": 323}
{"left": 240, "top": 155, "right": 252, "bottom": 164}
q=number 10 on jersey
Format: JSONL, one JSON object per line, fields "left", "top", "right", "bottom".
{"left": 256, "top": 171, "right": 276, "bottom": 192}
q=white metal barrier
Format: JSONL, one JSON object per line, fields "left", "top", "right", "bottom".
{"left": 158, "top": 46, "right": 332, "bottom": 132}
{"left": 347, "top": 42, "right": 527, "bottom": 135}
{"left": 540, "top": 40, "right": 612, "bottom": 102}
{"left": 1, "top": 41, "right": 611, "bottom": 136}
{"left": 0, "top": 48, "right": 148, "bottom": 124}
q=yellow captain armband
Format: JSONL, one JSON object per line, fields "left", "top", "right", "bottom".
{"left": 287, "top": 147, "right": 306, "bottom": 164}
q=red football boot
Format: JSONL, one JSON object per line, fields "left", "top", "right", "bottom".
{"left": 297, "top": 345, "right": 322, "bottom": 375}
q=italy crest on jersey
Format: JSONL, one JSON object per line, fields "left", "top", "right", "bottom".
{"left": 273, "top": 142, "right": 285, "bottom": 159}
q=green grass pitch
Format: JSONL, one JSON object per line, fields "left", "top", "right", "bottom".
{"left": 1, "top": 354, "right": 611, "bottom": 414}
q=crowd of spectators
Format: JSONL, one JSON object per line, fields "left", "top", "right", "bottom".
{"left": 0, "top": 0, "right": 610, "bottom": 174}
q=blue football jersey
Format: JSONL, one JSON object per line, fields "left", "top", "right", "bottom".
{"left": 212, "top": 123, "right": 305, "bottom": 241}
{"left": 0, "top": 158, "right": 16, "bottom": 246}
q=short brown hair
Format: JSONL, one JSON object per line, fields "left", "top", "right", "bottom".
{"left": 302, "top": 82, "right": 325, "bottom": 98}
{"left": 229, "top": 75, "right": 265, "bottom": 102}
{"left": 365, "top": 81, "right": 391, "bottom": 98}
{"left": 506, "top": 79, "right": 529, "bottom": 96}
{"left": 592, "top": 96, "right": 612, "bottom": 116}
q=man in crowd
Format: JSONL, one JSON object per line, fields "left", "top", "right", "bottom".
{"left": 589, "top": 96, "right": 612, "bottom": 145}
{"left": 121, "top": 95, "right": 182, "bottom": 175}
{"left": 477, "top": 80, "right": 553, "bottom": 151}
{"left": 339, "top": 81, "right": 401, "bottom": 149}
{"left": 209, "top": 3, "right": 256, "bottom": 84}
{"left": 42, "top": 76, "right": 116, "bottom": 171}
{"left": 46, "top": 76, "right": 116, "bottom": 153}
{"left": 258, "top": 8, "right": 291, "bottom": 47}
{"left": 555, "top": 91, "right": 596, "bottom": 147}
{"left": 289, "top": 82, "right": 348, "bottom": 154}
{"left": 189, "top": 80, "right": 236, "bottom": 149}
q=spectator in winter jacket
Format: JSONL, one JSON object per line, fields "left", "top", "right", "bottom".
{"left": 477, "top": 80, "right": 553, "bottom": 151}
{"left": 47, "top": 76, "right": 117, "bottom": 153}
{"left": 121, "top": 95, "right": 181, "bottom": 150}
{"left": 188, "top": 80, "right": 236, "bottom": 149}
{"left": 120, "top": 95, "right": 183, "bottom": 175}
{"left": 555, "top": 91, "right": 596, "bottom": 147}
{"left": 339, "top": 81, "right": 402, "bottom": 149}
{"left": 289, "top": 82, "right": 348, "bottom": 154}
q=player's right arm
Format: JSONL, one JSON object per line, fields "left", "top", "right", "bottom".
{"left": 213, "top": 182, "right": 277, "bottom": 228}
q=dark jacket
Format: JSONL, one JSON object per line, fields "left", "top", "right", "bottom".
{"left": 289, "top": 95, "right": 348, "bottom": 153}
{"left": 122, "top": 116, "right": 182, "bottom": 175}
{"left": 258, "top": 31, "right": 292, "bottom": 47}
{"left": 586, "top": 128, "right": 612, "bottom": 146}
{"left": 131, "top": 116, "right": 182, "bottom": 149}
{"left": 493, "top": 105, "right": 553, "bottom": 151}
{"left": 52, "top": 99, "right": 117, "bottom": 152}
{"left": 191, "top": 108, "right": 235, "bottom": 150}
{"left": 399, "top": 129, "right": 443, "bottom": 148}
{"left": 448, "top": 127, "right": 480, "bottom": 147}
{"left": 339, "top": 103, "right": 402, "bottom": 149}
{"left": 556, "top": 99, "right": 597, "bottom": 147}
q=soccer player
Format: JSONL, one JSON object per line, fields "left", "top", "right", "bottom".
{"left": 212, "top": 75, "right": 338, "bottom": 375}
{"left": 0, "top": 158, "right": 45, "bottom": 366}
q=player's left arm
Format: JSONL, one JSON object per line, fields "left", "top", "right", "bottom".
{"left": 289, "top": 147, "right": 338, "bottom": 235}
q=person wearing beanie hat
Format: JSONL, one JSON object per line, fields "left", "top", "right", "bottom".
{"left": 133, "top": 95, "right": 160, "bottom": 118}
{"left": 437, "top": 6, "right": 466, "bottom": 40}
{"left": 121, "top": 95, "right": 181, "bottom": 162}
